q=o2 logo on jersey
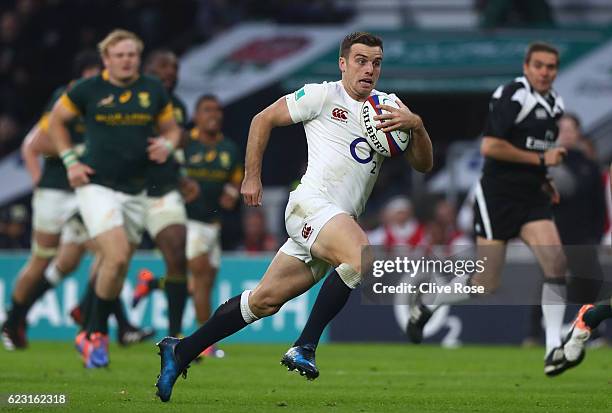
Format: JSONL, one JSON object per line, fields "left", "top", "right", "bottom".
{"left": 350, "top": 137, "right": 374, "bottom": 164}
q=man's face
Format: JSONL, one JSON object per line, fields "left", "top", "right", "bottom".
{"left": 148, "top": 54, "right": 178, "bottom": 91}
{"left": 557, "top": 116, "right": 580, "bottom": 149}
{"left": 103, "top": 39, "right": 141, "bottom": 82}
{"left": 339, "top": 43, "right": 383, "bottom": 99}
{"left": 195, "top": 99, "right": 223, "bottom": 134}
{"left": 523, "top": 51, "right": 558, "bottom": 94}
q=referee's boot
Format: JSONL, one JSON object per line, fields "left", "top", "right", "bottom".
{"left": 155, "top": 337, "right": 190, "bottom": 402}
{"left": 281, "top": 344, "right": 319, "bottom": 380}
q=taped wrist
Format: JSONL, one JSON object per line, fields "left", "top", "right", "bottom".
{"left": 60, "top": 148, "right": 78, "bottom": 168}
{"left": 161, "top": 137, "right": 175, "bottom": 154}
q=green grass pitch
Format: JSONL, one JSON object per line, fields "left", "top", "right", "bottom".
{"left": 1, "top": 342, "right": 610, "bottom": 412}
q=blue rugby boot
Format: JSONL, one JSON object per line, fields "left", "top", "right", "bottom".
{"left": 155, "top": 337, "right": 189, "bottom": 402}
{"left": 280, "top": 344, "right": 319, "bottom": 380}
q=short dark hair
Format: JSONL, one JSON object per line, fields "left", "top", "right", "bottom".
{"left": 195, "top": 94, "right": 220, "bottom": 111}
{"left": 561, "top": 112, "right": 581, "bottom": 130}
{"left": 339, "top": 32, "right": 383, "bottom": 58}
{"left": 72, "top": 50, "right": 101, "bottom": 77}
{"left": 144, "top": 49, "right": 177, "bottom": 72}
{"left": 524, "top": 42, "right": 559, "bottom": 65}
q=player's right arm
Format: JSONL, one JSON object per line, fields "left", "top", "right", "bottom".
{"left": 481, "top": 137, "right": 565, "bottom": 167}
{"left": 242, "top": 83, "right": 326, "bottom": 207}
{"left": 48, "top": 94, "right": 94, "bottom": 187}
{"left": 241, "top": 97, "right": 295, "bottom": 207}
{"left": 481, "top": 83, "right": 565, "bottom": 167}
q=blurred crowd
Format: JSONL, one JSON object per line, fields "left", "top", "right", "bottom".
{"left": 0, "top": 0, "right": 353, "bottom": 160}
{"left": 0, "top": 0, "right": 609, "bottom": 253}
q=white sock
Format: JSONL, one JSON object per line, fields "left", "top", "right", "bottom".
{"left": 240, "top": 290, "right": 259, "bottom": 324}
{"left": 541, "top": 280, "right": 567, "bottom": 355}
{"left": 44, "top": 260, "right": 63, "bottom": 286}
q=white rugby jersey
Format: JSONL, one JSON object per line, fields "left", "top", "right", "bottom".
{"left": 285, "top": 81, "right": 397, "bottom": 217}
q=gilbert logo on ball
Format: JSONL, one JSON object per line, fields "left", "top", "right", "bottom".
{"left": 361, "top": 94, "right": 411, "bottom": 157}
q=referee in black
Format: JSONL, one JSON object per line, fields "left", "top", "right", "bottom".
{"left": 408, "top": 42, "right": 573, "bottom": 376}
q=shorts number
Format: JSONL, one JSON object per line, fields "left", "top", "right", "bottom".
{"left": 370, "top": 160, "right": 377, "bottom": 174}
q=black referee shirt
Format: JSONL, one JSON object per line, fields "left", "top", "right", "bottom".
{"left": 482, "top": 76, "right": 564, "bottom": 190}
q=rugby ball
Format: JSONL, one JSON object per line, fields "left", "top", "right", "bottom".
{"left": 360, "top": 94, "right": 411, "bottom": 157}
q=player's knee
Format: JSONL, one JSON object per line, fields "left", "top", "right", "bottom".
{"left": 57, "top": 255, "right": 80, "bottom": 275}
{"left": 249, "top": 291, "right": 282, "bottom": 318}
{"left": 104, "top": 253, "right": 129, "bottom": 275}
{"left": 157, "top": 233, "right": 187, "bottom": 273}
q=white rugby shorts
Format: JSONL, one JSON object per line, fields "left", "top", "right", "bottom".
{"left": 279, "top": 188, "right": 346, "bottom": 281}
{"left": 32, "top": 188, "right": 79, "bottom": 234}
{"left": 145, "top": 190, "right": 187, "bottom": 239}
{"left": 75, "top": 184, "right": 146, "bottom": 245}
{"left": 186, "top": 220, "right": 221, "bottom": 268}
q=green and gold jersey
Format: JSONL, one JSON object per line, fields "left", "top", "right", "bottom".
{"left": 38, "top": 84, "right": 86, "bottom": 191}
{"left": 60, "top": 71, "right": 173, "bottom": 194}
{"left": 184, "top": 128, "right": 243, "bottom": 223}
{"left": 146, "top": 93, "right": 187, "bottom": 197}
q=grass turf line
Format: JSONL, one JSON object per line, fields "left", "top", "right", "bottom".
{"left": 0, "top": 342, "right": 610, "bottom": 412}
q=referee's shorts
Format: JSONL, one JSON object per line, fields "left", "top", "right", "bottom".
{"left": 473, "top": 178, "right": 552, "bottom": 241}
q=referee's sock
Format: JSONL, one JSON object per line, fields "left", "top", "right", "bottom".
{"left": 583, "top": 304, "right": 612, "bottom": 330}
{"left": 175, "top": 291, "right": 257, "bottom": 369}
{"left": 293, "top": 270, "right": 351, "bottom": 348}
{"left": 541, "top": 278, "right": 567, "bottom": 355}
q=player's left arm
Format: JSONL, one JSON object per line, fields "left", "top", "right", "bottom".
{"left": 148, "top": 104, "right": 181, "bottom": 163}
{"left": 375, "top": 98, "right": 433, "bottom": 172}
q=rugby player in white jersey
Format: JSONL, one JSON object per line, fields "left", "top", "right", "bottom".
{"left": 154, "top": 32, "right": 433, "bottom": 402}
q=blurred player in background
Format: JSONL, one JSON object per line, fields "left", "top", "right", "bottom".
{"left": 408, "top": 42, "right": 572, "bottom": 376}
{"left": 130, "top": 49, "right": 193, "bottom": 339}
{"left": 48, "top": 29, "right": 181, "bottom": 368}
{"left": 153, "top": 32, "right": 433, "bottom": 402}
{"left": 238, "top": 209, "right": 278, "bottom": 253}
{"left": 2, "top": 52, "right": 100, "bottom": 350}
{"left": 135, "top": 94, "right": 242, "bottom": 357}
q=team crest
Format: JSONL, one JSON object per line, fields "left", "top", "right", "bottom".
{"left": 220, "top": 152, "right": 230, "bottom": 168}
{"left": 205, "top": 150, "right": 217, "bottom": 162}
{"left": 535, "top": 108, "right": 547, "bottom": 119}
{"left": 119, "top": 90, "right": 132, "bottom": 103}
{"left": 302, "top": 223, "right": 313, "bottom": 240}
{"left": 97, "top": 94, "right": 114, "bottom": 107}
{"left": 138, "top": 92, "right": 150, "bottom": 108}
{"left": 189, "top": 153, "right": 203, "bottom": 164}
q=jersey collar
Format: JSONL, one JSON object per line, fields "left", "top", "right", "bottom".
{"left": 101, "top": 69, "right": 140, "bottom": 86}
